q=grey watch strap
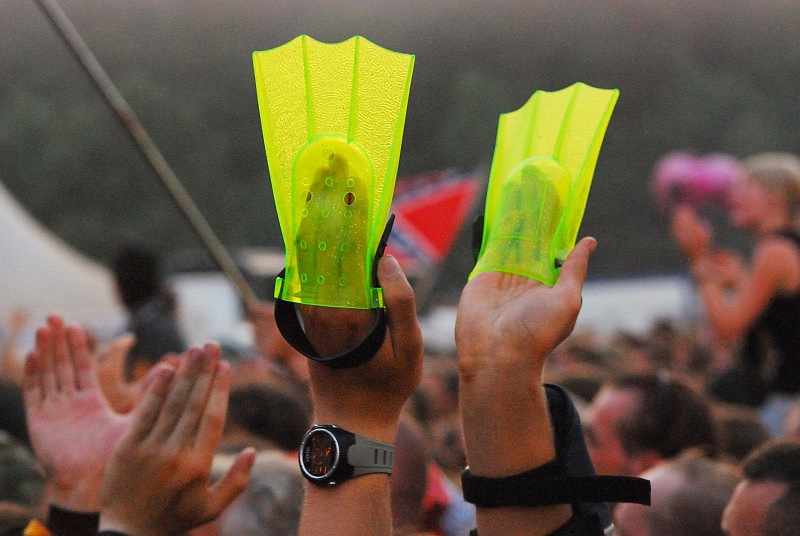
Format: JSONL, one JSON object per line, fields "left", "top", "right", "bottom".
{"left": 348, "top": 435, "right": 394, "bottom": 476}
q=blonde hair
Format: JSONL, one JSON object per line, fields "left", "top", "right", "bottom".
{"left": 744, "top": 152, "right": 800, "bottom": 217}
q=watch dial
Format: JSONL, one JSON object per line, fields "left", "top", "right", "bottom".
{"left": 304, "top": 431, "right": 337, "bottom": 477}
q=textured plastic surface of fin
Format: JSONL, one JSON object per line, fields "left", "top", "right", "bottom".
{"left": 471, "top": 82, "right": 619, "bottom": 285}
{"left": 254, "top": 35, "right": 414, "bottom": 308}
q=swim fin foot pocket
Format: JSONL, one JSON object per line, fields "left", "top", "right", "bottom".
{"left": 273, "top": 215, "right": 395, "bottom": 369}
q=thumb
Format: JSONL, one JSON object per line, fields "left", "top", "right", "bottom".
{"left": 100, "top": 333, "right": 136, "bottom": 366}
{"left": 205, "top": 447, "right": 255, "bottom": 519}
{"left": 555, "top": 237, "right": 596, "bottom": 296}
{"left": 377, "top": 255, "right": 421, "bottom": 361}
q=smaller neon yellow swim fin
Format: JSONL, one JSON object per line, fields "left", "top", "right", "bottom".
{"left": 253, "top": 35, "right": 414, "bottom": 309}
{"left": 470, "top": 82, "right": 619, "bottom": 285}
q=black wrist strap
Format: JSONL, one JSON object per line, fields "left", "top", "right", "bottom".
{"left": 97, "top": 532, "right": 131, "bottom": 536}
{"left": 462, "top": 384, "right": 650, "bottom": 523}
{"left": 462, "top": 467, "right": 651, "bottom": 507}
{"left": 274, "top": 298, "right": 387, "bottom": 369}
{"left": 274, "top": 215, "right": 394, "bottom": 369}
{"left": 47, "top": 505, "right": 99, "bottom": 536}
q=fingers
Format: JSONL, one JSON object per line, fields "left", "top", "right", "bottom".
{"left": 126, "top": 344, "right": 226, "bottom": 453}
{"left": 205, "top": 447, "right": 255, "bottom": 520}
{"left": 123, "top": 363, "right": 176, "bottom": 444}
{"left": 22, "top": 314, "right": 94, "bottom": 408}
{"left": 150, "top": 347, "right": 217, "bottom": 443}
{"left": 99, "top": 334, "right": 136, "bottom": 370}
{"left": 22, "top": 349, "right": 42, "bottom": 410}
{"left": 172, "top": 345, "right": 222, "bottom": 446}
{"left": 377, "top": 255, "right": 422, "bottom": 366}
{"left": 48, "top": 315, "right": 76, "bottom": 394}
{"left": 67, "top": 325, "right": 96, "bottom": 391}
{"left": 194, "top": 353, "right": 230, "bottom": 454}
{"left": 34, "top": 323, "right": 57, "bottom": 395}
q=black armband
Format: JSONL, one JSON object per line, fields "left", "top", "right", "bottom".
{"left": 462, "top": 464, "right": 649, "bottom": 508}
{"left": 462, "top": 384, "right": 651, "bottom": 534}
{"left": 46, "top": 504, "right": 99, "bottom": 536}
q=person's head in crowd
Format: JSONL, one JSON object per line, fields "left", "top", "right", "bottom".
{"left": 221, "top": 382, "right": 310, "bottom": 454}
{"left": 111, "top": 244, "right": 166, "bottom": 312}
{"left": 584, "top": 372, "right": 716, "bottom": 476}
{"left": 615, "top": 449, "right": 739, "bottom": 536}
{"left": 722, "top": 440, "right": 800, "bottom": 536}
{"left": 189, "top": 450, "right": 304, "bottom": 536}
{"left": 614, "top": 332, "right": 663, "bottom": 373}
{"left": 111, "top": 244, "right": 186, "bottom": 379}
{"left": 713, "top": 404, "right": 770, "bottom": 464}
{"left": 246, "top": 301, "right": 310, "bottom": 397}
{"left": 0, "top": 501, "right": 34, "bottom": 536}
{"left": 727, "top": 152, "right": 800, "bottom": 231}
{"left": 544, "top": 361, "right": 611, "bottom": 405}
{"left": 0, "top": 431, "right": 43, "bottom": 510}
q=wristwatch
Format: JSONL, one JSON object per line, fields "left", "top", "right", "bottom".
{"left": 298, "top": 424, "right": 394, "bottom": 485}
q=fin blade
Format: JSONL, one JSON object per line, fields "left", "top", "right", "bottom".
{"left": 254, "top": 36, "right": 413, "bottom": 308}
{"left": 472, "top": 82, "right": 619, "bottom": 284}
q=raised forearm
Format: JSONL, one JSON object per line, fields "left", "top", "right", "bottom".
{"left": 459, "top": 359, "right": 571, "bottom": 536}
{"left": 299, "top": 475, "right": 393, "bottom": 536}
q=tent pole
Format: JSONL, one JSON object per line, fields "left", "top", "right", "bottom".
{"left": 34, "top": 0, "right": 260, "bottom": 311}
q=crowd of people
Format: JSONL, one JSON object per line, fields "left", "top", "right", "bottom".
{"left": 1, "top": 152, "right": 800, "bottom": 535}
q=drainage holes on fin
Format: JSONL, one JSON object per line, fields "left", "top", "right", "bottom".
{"left": 346, "top": 177, "right": 356, "bottom": 188}
{"left": 343, "top": 209, "right": 353, "bottom": 219}
{"left": 299, "top": 239, "right": 308, "bottom": 250}
{"left": 317, "top": 275, "right": 326, "bottom": 284}
{"left": 318, "top": 241, "right": 328, "bottom": 251}
{"left": 343, "top": 192, "right": 356, "bottom": 205}
{"left": 340, "top": 243, "right": 350, "bottom": 253}
{"left": 325, "top": 176, "right": 334, "bottom": 187}
{"left": 338, "top": 277, "right": 347, "bottom": 286}
{"left": 300, "top": 273, "right": 308, "bottom": 283}
{"left": 305, "top": 191, "right": 312, "bottom": 202}
{"left": 321, "top": 208, "right": 330, "bottom": 218}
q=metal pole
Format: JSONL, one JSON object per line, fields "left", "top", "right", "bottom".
{"left": 34, "top": 0, "right": 260, "bottom": 310}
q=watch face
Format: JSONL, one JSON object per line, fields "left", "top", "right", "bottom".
{"left": 301, "top": 428, "right": 340, "bottom": 480}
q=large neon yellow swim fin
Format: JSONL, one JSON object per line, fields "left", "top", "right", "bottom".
{"left": 253, "top": 35, "right": 414, "bottom": 310}
{"left": 471, "top": 82, "right": 619, "bottom": 285}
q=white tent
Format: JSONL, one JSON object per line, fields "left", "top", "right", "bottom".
{"left": 0, "top": 180, "right": 124, "bottom": 333}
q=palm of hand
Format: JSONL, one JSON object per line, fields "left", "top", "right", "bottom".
{"left": 457, "top": 272, "right": 579, "bottom": 371}
{"left": 29, "top": 387, "right": 130, "bottom": 487}
{"left": 456, "top": 236, "right": 595, "bottom": 375}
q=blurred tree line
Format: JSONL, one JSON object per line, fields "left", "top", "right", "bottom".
{"left": 2, "top": 0, "right": 800, "bottom": 296}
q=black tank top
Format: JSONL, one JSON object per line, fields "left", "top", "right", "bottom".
{"left": 743, "top": 231, "right": 800, "bottom": 394}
